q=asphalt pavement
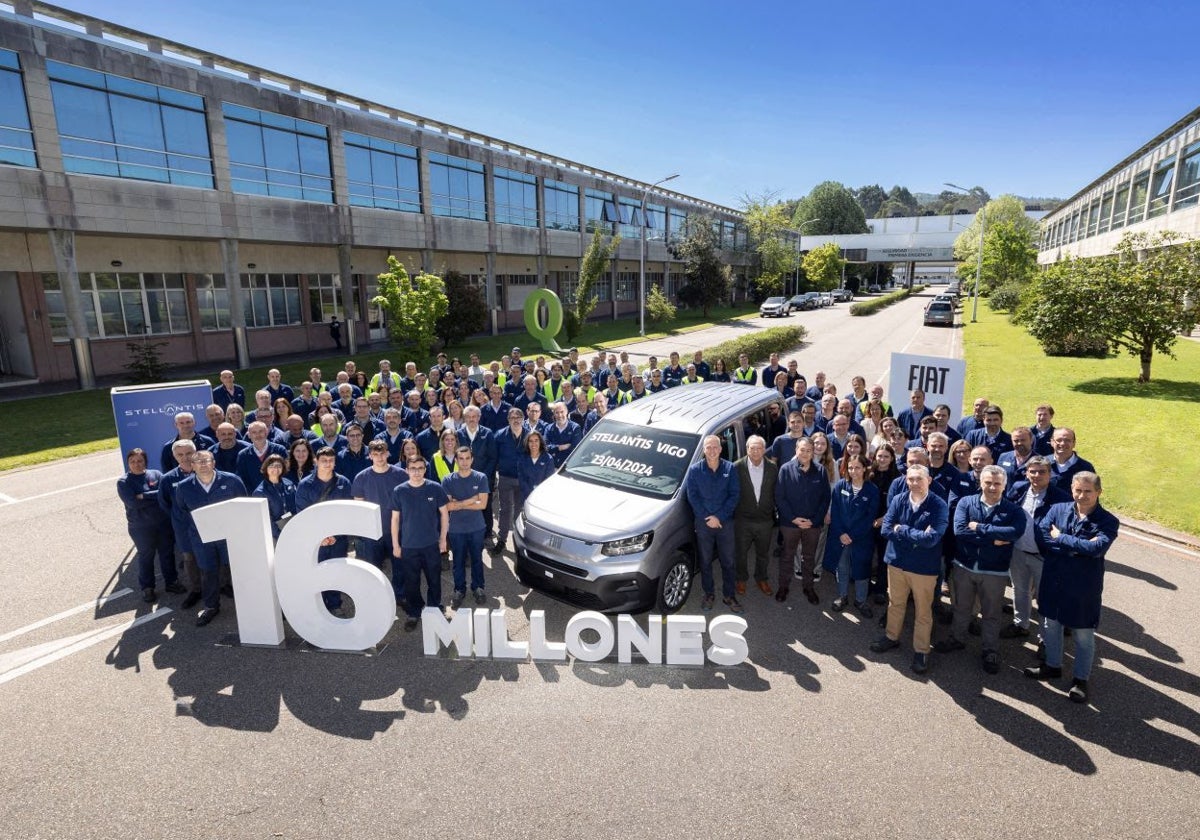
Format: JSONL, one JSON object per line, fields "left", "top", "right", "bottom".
{"left": 1, "top": 290, "right": 1197, "bottom": 839}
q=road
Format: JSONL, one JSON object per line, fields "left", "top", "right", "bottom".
{"left": 1, "top": 291, "right": 1197, "bottom": 839}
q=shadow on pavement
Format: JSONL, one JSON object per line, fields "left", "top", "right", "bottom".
{"left": 1107, "top": 559, "right": 1179, "bottom": 591}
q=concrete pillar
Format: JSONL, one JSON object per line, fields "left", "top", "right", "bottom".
{"left": 337, "top": 243, "right": 357, "bottom": 355}
{"left": 486, "top": 251, "right": 498, "bottom": 336}
{"left": 219, "top": 238, "right": 250, "bottom": 370}
{"left": 47, "top": 229, "right": 94, "bottom": 389}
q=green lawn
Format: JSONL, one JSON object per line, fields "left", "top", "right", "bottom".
{"left": 963, "top": 306, "right": 1200, "bottom": 536}
{"left": 0, "top": 304, "right": 757, "bottom": 473}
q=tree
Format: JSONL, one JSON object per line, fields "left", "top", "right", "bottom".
{"left": 853, "top": 184, "right": 888, "bottom": 219}
{"left": 979, "top": 219, "right": 1037, "bottom": 294}
{"left": 741, "top": 190, "right": 798, "bottom": 297}
{"left": 953, "top": 194, "right": 1038, "bottom": 287}
{"left": 669, "top": 212, "right": 730, "bottom": 316}
{"left": 802, "top": 242, "right": 845, "bottom": 292}
{"left": 645, "top": 284, "right": 677, "bottom": 325}
{"left": 568, "top": 226, "right": 620, "bottom": 342}
{"left": 1017, "top": 232, "right": 1200, "bottom": 382}
{"left": 435, "top": 270, "right": 488, "bottom": 347}
{"left": 791, "top": 181, "right": 869, "bottom": 235}
{"left": 370, "top": 256, "right": 448, "bottom": 360}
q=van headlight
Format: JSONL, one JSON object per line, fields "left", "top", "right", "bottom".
{"left": 514, "top": 512, "right": 525, "bottom": 539}
{"left": 601, "top": 531, "right": 653, "bottom": 556}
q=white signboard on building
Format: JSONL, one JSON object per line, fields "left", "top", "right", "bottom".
{"left": 888, "top": 353, "right": 966, "bottom": 425}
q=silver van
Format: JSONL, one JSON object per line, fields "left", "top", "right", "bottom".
{"left": 514, "top": 383, "right": 787, "bottom": 613}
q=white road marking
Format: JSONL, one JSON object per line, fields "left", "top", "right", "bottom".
{"left": 1120, "top": 529, "right": 1200, "bottom": 560}
{"left": 0, "top": 607, "right": 171, "bottom": 687}
{"left": 0, "top": 491, "right": 16, "bottom": 503}
{"left": 0, "top": 475, "right": 118, "bottom": 506}
{"left": 0, "top": 588, "right": 133, "bottom": 644}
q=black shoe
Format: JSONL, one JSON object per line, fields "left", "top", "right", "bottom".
{"left": 870, "top": 635, "right": 900, "bottom": 653}
{"left": 934, "top": 637, "right": 965, "bottom": 653}
{"left": 472, "top": 588, "right": 486, "bottom": 606}
{"left": 999, "top": 623, "right": 1030, "bottom": 639}
{"left": 181, "top": 591, "right": 201, "bottom": 609}
{"left": 804, "top": 587, "right": 820, "bottom": 605}
{"left": 164, "top": 581, "right": 187, "bottom": 594}
{"left": 701, "top": 593, "right": 715, "bottom": 612}
{"left": 403, "top": 616, "right": 419, "bottom": 632}
{"left": 142, "top": 587, "right": 157, "bottom": 603}
{"left": 872, "top": 592, "right": 889, "bottom": 606}
{"left": 451, "top": 591, "right": 465, "bottom": 609}
{"left": 774, "top": 587, "right": 788, "bottom": 603}
{"left": 982, "top": 649, "right": 1001, "bottom": 674}
{"left": 1068, "top": 678, "right": 1090, "bottom": 704}
{"left": 911, "top": 652, "right": 929, "bottom": 674}
{"left": 220, "top": 584, "right": 235, "bottom": 599}
{"left": 831, "top": 596, "right": 848, "bottom": 612}
{"left": 1002, "top": 603, "right": 1015, "bottom": 615}
{"left": 1024, "top": 663, "right": 1063, "bottom": 680}
{"left": 968, "top": 618, "right": 982, "bottom": 637}
{"left": 855, "top": 601, "right": 874, "bottom": 619}
{"left": 195, "top": 608, "right": 219, "bottom": 627}
{"left": 722, "top": 596, "right": 744, "bottom": 614}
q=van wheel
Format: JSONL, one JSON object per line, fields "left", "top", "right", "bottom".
{"left": 656, "top": 552, "right": 693, "bottom": 613}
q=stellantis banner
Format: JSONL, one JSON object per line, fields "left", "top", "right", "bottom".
{"left": 190, "top": 497, "right": 749, "bottom": 664}
{"left": 111, "top": 380, "right": 213, "bottom": 471}
{"left": 887, "top": 353, "right": 966, "bottom": 426}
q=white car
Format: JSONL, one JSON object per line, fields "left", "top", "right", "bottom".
{"left": 759, "top": 296, "right": 790, "bottom": 317}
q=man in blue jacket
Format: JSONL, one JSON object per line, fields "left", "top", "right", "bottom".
{"left": 936, "top": 465, "right": 1026, "bottom": 674}
{"left": 1002, "top": 456, "right": 1070, "bottom": 642}
{"left": 685, "top": 435, "right": 742, "bottom": 613}
{"left": 1025, "top": 471, "right": 1119, "bottom": 704}
{"left": 774, "top": 437, "right": 831, "bottom": 604}
{"left": 295, "top": 447, "right": 355, "bottom": 616}
{"left": 965, "top": 405, "right": 1014, "bottom": 462}
{"left": 174, "top": 450, "right": 247, "bottom": 626}
{"left": 870, "top": 465, "right": 950, "bottom": 674}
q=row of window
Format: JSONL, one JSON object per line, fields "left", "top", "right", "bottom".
{"left": 0, "top": 50, "right": 742, "bottom": 244}
{"left": 1042, "top": 137, "right": 1200, "bottom": 250}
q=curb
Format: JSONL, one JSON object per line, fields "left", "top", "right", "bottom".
{"left": 1115, "top": 515, "right": 1200, "bottom": 553}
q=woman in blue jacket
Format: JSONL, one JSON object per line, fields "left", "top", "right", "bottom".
{"left": 252, "top": 453, "right": 296, "bottom": 541}
{"left": 518, "top": 430, "right": 557, "bottom": 505}
{"left": 824, "top": 454, "right": 881, "bottom": 617}
{"left": 117, "top": 448, "right": 185, "bottom": 602}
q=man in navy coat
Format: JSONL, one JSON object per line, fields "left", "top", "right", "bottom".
{"left": 175, "top": 450, "right": 247, "bottom": 626}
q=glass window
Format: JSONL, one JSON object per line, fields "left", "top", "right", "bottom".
{"left": 1174, "top": 142, "right": 1200, "bottom": 209}
{"left": 0, "top": 49, "right": 36, "bottom": 168}
{"left": 428, "top": 151, "right": 485, "bottom": 220}
{"left": 615, "top": 272, "right": 637, "bottom": 301}
{"left": 618, "top": 196, "right": 643, "bottom": 240}
{"left": 343, "top": 131, "right": 420, "bottom": 213}
{"left": 1148, "top": 156, "right": 1177, "bottom": 218}
{"left": 221, "top": 103, "right": 331, "bottom": 202}
{"left": 240, "top": 274, "right": 302, "bottom": 327}
{"left": 544, "top": 179, "right": 579, "bottom": 231}
{"left": 47, "top": 60, "right": 212, "bottom": 187}
{"left": 585, "top": 188, "right": 613, "bottom": 233}
{"left": 551, "top": 270, "right": 579, "bottom": 303}
{"left": 645, "top": 203, "right": 666, "bottom": 241}
{"left": 307, "top": 273, "right": 343, "bottom": 321}
{"left": 1097, "top": 193, "right": 1114, "bottom": 234}
{"left": 1127, "top": 171, "right": 1150, "bottom": 225}
{"left": 1085, "top": 200, "right": 1101, "bottom": 237}
{"left": 494, "top": 167, "right": 538, "bottom": 227}
{"left": 42, "top": 272, "right": 190, "bottom": 340}
{"left": 1110, "top": 183, "right": 1130, "bottom": 230}
{"left": 196, "top": 274, "right": 229, "bottom": 330}
{"left": 668, "top": 208, "right": 687, "bottom": 241}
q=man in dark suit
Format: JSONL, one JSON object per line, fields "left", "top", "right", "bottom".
{"left": 734, "top": 435, "right": 779, "bottom": 596}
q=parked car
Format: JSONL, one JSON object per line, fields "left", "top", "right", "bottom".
{"left": 819, "top": 292, "right": 833, "bottom": 307}
{"left": 759, "top": 296, "right": 790, "bottom": 317}
{"left": 789, "top": 293, "right": 819, "bottom": 311}
{"left": 514, "top": 384, "right": 788, "bottom": 612}
{"left": 867, "top": 284, "right": 882, "bottom": 294}
{"left": 833, "top": 288, "right": 853, "bottom": 302}
{"left": 932, "top": 293, "right": 958, "bottom": 309}
{"left": 924, "top": 300, "right": 955, "bottom": 327}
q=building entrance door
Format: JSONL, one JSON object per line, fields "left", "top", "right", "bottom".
{"left": 0, "top": 273, "right": 35, "bottom": 379}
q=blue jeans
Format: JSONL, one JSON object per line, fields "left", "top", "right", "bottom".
{"left": 1043, "top": 618, "right": 1096, "bottom": 680}
{"left": 836, "top": 545, "right": 868, "bottom": 602}
{"left": 449, "top": 528, "right": 486, "bottom": 593}
{"left": 694, "top": 520, "right": 736, "bottom": 598}
{"left": 401, "top": 543, "right": 442, "bottom": 619}
{"left": 317, "top": 536, "right": 348, "bottom": 611}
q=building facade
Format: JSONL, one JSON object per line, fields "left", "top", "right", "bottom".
{"left": 1038, "top": 106, "right": 1200, "bottom": 263}
{"left": 0, "top": 3, "right": 749, "bottom": 386}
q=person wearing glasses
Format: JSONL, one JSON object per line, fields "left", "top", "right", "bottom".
{"left": 391, "top": 456, "right": 449, "bottom": 632}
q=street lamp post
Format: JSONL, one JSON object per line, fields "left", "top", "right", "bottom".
{"left": 945, "top": 182, "right": 985, "bottom": 323}
{"left": 640, "top": 173, "right": 679, "bottom": 336}
{"left": 794, "top": 217, "right": 821, "bottom": 296}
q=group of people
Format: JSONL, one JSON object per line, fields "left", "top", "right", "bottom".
{"left": 682, "top": 367, "right": 1119, "bottom": 704}
{"left": 117, "top": 349, "right": 1119, "bottom": 703}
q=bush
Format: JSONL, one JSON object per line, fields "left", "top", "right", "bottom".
{"left": 563, "top": 309, "right": 581, "bottom": 344}
{"left": 848, "top": 285, "right": 925, "bottom": 316}
{"left": 705, "top": 325, "right": 807, "bottom": 368}
{"left": 646, "top": 285, "right": 677, "bottom": 325}
{"left": 435, "top": 270, "right": 488, "bottom": 347}
{"left": 125, "top": 339, "right": 171, "bottom": 384}
{"left": 987, "top": 283, "right": 1023, "bottom": 313}
{"left": 1040, "top": 333, "right": 1109, "bottom": 358}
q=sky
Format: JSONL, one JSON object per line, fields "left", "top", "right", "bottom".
{"left": 52, "top": 0, "right": 1200, "bottom": 210}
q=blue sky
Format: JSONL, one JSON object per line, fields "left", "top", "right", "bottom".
{"left": 59, "top": 0, "right": 1200, "bottom": 209}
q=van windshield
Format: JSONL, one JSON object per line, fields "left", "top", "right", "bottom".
{"left": 562, "top": 420, "right": 700, "bottom": 499}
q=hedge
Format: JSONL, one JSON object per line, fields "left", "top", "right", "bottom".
{"left": 848, "top": 285, "right": 926, "bottom": 316}
{"left": 704, "top": 325, "right": 807, "bottom": 365}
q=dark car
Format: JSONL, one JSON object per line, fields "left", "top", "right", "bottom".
{"left": 788, "top": 293, "right": 818, "bottom": 311}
